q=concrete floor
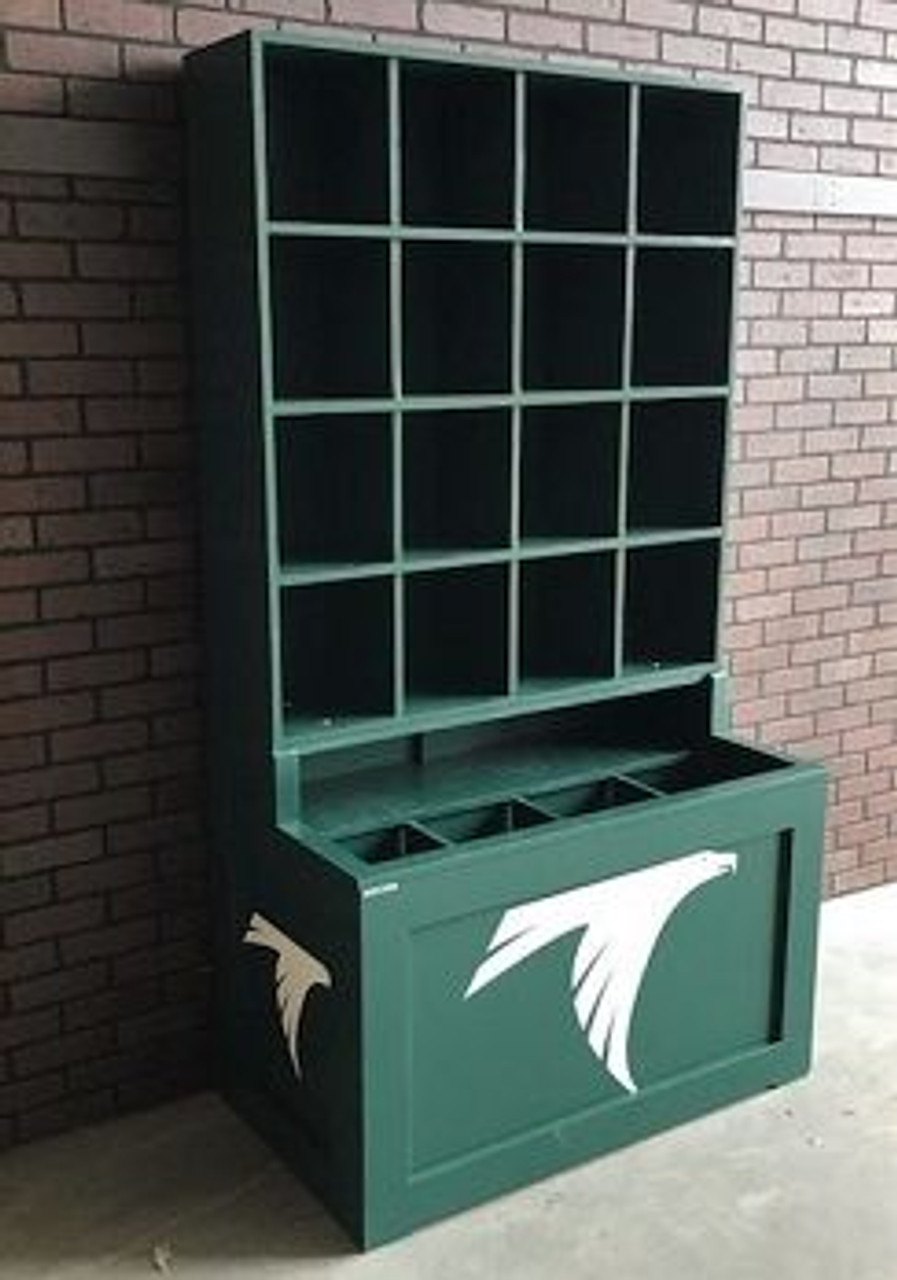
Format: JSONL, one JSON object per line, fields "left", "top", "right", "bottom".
{"left": 1, "top": 884, "right": 895, "bottom": 1280}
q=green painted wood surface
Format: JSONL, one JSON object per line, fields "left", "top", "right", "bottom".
{"left": 186, "top": 30, "right": 825, "bottom": 1250}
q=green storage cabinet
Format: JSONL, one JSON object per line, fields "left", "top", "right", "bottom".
{"left": 186, "top": 31, "right": 826, "bottom": 1248}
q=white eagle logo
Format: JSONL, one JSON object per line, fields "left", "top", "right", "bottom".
{"left": 465, "top": 849, "right": 737, "bottom": 1094}
{"left": 243, "top": 912, "right": 332, "bottom": 1080}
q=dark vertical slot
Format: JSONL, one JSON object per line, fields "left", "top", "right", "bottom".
{"left": 638, "top": 86, "right": 739, "bottom": 235}
{"left": 265, "top": 48, "right": 388, "bottom": 223}
{"left": 404, "top": 409, "right": 511, "bottom": 552}
{"left": 624, "top": 541, "right": 720, "bottom": 669}
{"left": 520, "top": 555, "right": 615, "bottom": 683}
{"left": 406, "top": 567, "right": 508, "bottom": 700}
{"left": 270, "top": 237, "right": 391, "bottom": 399}
{"left": 281, "top": 580, "right": 394, "bottom": 722}
{"left": 628, "top": 399, "right": 725, "bottom": 532}
{"left": 526, "top": 75, "right": 629, "bottom": 231}
{"left": 403, "top": 243, "right": 512, "bottom": 394}
{"left": 632, "top": 249, "right": 732, "bottom": 388}
{"left": 521, "top": 403, "right": 620, "bottom": 541}
{"left": 524, "top": 247, "right": 624, "bottom": 390}
{"left": 402, "top": 62, "right": 514, "bottom": 227}
{"left": 277, "top": 415, "right": 392, "bottom": 564}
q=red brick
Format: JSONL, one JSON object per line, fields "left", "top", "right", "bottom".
{"left": 587, "top": 21, "right": 659, "bottom": 57}
{"left": 37, "top": 509, "right": 142, "bottom": 548}
{"left": 0, "top": 72, "right": 65, "bottom": 115}
{"left": 0, "top": 399, "right": 80, "bottom": 438}
{"left": 0, "top": 1010, "right": 61, "bottom": 1054}
{"left": 6, "top": 898, "right": 105, "bottom": 949}
{"left": 55, "top": 784, "right": 151, "bottom": 835}
{"left": 0, "top": 660, "right": 42, "bottom": 702}
{"left": 63, "top": 0, "right": 173, "bottom": 41}
{"left": 48, "top": 649, "right": 146, "bottom": 692}
{"left": 76, "top": 243, "right": 178, "bottom": 281}
{"left": 50, "top": 717, "right": 149, "bottom": 763}
{"left": 0, "top": 762, "right": 98, "bottom": 812}
{"left": 28, "top": 361, "right": 134, "bottom": 397}
{"left": 6, "top": 32, "right": 121, "bottom": 78}
{"left": 11, "top": 964, "right": 107, "bottom": 1014}
{"left": 41, "top": 579, "right": 142, "bottom": 621}
{"left": 0, "top": 243, "right": 70, "bottom": 280}
{"left": 16, "top": 202, "right": 125, "bottom": 241}
{"left": 0, "top": 692, "right": 92, "bottom": 739}
{"left": 0, "top": 550, "right": 88, "bottom": 590}
{"left": 0, "top": 323, "right": 78, "bottom": 357}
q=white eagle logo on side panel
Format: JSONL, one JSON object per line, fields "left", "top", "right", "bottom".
{"left": 243, "top": 912, "right": 332, "bottom": 1080}
{"left": 465, "top": 850, "right": 738, "bottom": 1094}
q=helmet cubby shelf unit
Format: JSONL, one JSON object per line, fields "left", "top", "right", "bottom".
{"left": 187, "top": 31, "right": 826, "bottom": 1249}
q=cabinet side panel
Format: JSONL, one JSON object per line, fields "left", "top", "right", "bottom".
{"left": 185, "top": 36, "right": 273, "bottom": 1090}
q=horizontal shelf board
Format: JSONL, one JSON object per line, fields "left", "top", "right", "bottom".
{"left": 271, "top": 384, "right": 730, "bottom": 418}
{"left": 276, "top": 535, "right": 723, "bottom": 585}
{"left": 518, "top": 536, "right": 618, "bottom": 560}
{"left": 278, "top": 559, "right": 396, "bottom": 586}
{"left": 277, "top": 661, "right": 718, "bottom": 753}
{"left": 624, "top": 526, "right": 723, "bottom": 547}
{"left": 402, "top": 547, "right": 512, "bottom": 572}
{"left": 267, "top": 221, "right": 736, "bottom": 249}
{"left": 254, "top": 28, "right": 741, "bottom": 100}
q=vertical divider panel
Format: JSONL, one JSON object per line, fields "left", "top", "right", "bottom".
{"left": 389, "top": 57, "right": 405, "bottom": 718}
{"left": 509, "top": 70, "right": 526, "bottom": 699}
{"left": 614, "top": 83, "right": 639, "bottom": 680}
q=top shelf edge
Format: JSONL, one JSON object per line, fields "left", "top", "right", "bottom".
{"left": 242, "top": 28, "right": 744, "bottom": 100}
{"left": 265, "top": 222, "right": 737, "bottom": 248}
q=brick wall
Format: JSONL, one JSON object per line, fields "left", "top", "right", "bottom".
{"left": 2, "top": 0, "right": 896, "bottom": 1147}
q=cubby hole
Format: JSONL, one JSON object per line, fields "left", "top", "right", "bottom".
{"left": 638, "top": 86, "right": 739, "bottom": 236}
{"left": 525, "top": 75, "right": 629, "bottom": 232}
{"left": 281, "top": 579, "right": 394, "bottom": 725}
{"left": 632, "top": 249, "right": 732, "bottom": 388}
{"left": 425, "top": 799, "right": 550, "bottom": 843}
{"left": 521, "top": 403, "right": 619, "bottom": 543}
{"left": 524, "top": 247, "right": 624, "bottom": 390}
{"left": 403, "top": 409, "right": 511, "bottom": 554}
{"left": 341, "top": 822, "right": 443, "bottom": 864}
{"left": 270, "top": 237, "right": 390, "bottom": 399}
{"left": 406, "top": 566, "right": 508, "bottom": 703}
{"left": 265, "top": 48, "right": 388, "bottom": 224}
{"left": 627, "top": 741, "right": 788, "bottom": 794}
{"left": 623, "top": 541, "right": 719, "bottom": 670}
{"left": 533, "top": 776, "right": 654, "bottom": 817}
{"left": 403, "top": 243, "right": 512, "bottom": 394}
{"left": 520, "top": 554, "right": 615, "bottom": 685}
{"left": 627, "top": 399, "right": 725, "bottom": 534}
{"left": 277, "top": 415, "right": 392, "bottom": 566}
{"left": 402, "top": 62, "right": 514, "bottom": 227}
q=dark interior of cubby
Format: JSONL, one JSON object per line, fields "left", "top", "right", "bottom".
{"left": 624, "top": 541, "right": 720, "bottom": 669}
{"left": 281, "top": 579, "right": 394, "bottom": 724}
{"left": 632, "top": 249, "right": 732, "bottom": 388}
{"left": 405, "top": 566, "right": 508, "bottom": 702}
{"left": 296, "top": 694, "right": 788, "bottom": 843}
{"left": 425, "top": 799, "right": 550, "bottom": 843}
{"left": 627, "top": 399, "right": 725, "bottom": 532}
{"left": 270, "top": 237, "right": 390, "bottom": 399}
{"left": 536, "top": 776, "right": 653, "bottom": 817}
{"left": 521, "top": 403, "right": 620, "bottom": 541}
{"left": 638, "top": 86, "right": 739, "bottom": 236}
{"left": 402, "top": 62, "right": 514, "bottom": 227}
{"left": 265, "top": 48, "right": 388, "bottom": 224}
{"left": 277, "top": 415, "right": 392, "bottom": 565}
{"left": 403, "top": 409, "right": 511, "bottom": 553}
{"left": 525, "top": 75, "right": 629, "bottom": 232}
{"left": 403, "top": 242, "right": 512, "bottom": 394}
{"left": 520, "top": 555, "right": 615, "bottom": 684}
{"left": 524, "top": 246, "right": 624, "bottom": 390}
